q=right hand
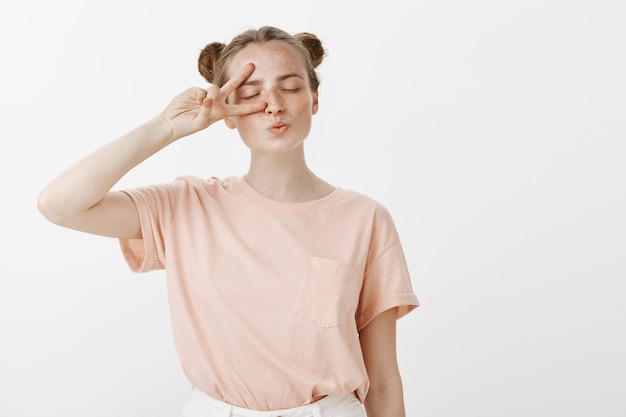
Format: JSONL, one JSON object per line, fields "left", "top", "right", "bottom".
{"left": 159, "top": 63, "right": 266, "bottom": 140}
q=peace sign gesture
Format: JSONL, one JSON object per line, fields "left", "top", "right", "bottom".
{"left": 159, "top": 63, "right": 266, "bottom": 140}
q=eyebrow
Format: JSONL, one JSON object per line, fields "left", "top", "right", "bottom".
{"left": 240, "top": 73, "right": 304, "bottom": 87}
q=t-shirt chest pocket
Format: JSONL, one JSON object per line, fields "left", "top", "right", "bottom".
{"left": 293, "top": 256, "right": 361, "bottom": 328}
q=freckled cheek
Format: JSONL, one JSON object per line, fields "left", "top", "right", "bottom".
{"left": 295, "top": 105, "right": 315, "bottom": 118}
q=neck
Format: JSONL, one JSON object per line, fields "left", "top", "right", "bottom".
{"left": 245, "top": 146, "right": 334, "bottom": 203}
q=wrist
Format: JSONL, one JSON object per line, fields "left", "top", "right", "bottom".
{"left": 147, "top": 115, "right": 178, "bottom": 146}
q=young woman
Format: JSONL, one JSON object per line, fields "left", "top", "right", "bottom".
{"left": 38, "top": 26, "right": 419, "bottom": 417}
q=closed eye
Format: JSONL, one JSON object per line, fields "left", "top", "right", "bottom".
{"left": 242, "top": 92, "right": 260, "bottom": 100}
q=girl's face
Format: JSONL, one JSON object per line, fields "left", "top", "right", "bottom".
{"left": 224, "top": 41, "right": 319, "bottom": 154}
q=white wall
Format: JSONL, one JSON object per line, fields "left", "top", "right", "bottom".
{"left": 1, "top": 1, "right": 624, "bottom": 416}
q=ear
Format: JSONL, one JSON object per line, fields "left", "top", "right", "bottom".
{"left": 224, "top": 117, "right": 236, "bottom": 129}
{"left": 311, "top": 90, "right": 319, "bottom": 115}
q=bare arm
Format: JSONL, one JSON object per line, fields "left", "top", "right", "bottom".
{"left": 360, "top": 308, "right": 406, "bottom": 417}
{"left": 38, "top": 63, "right": 266, "bottom": 239}
{"left": 38, "top": 117, "right": 172, "bottom": 239}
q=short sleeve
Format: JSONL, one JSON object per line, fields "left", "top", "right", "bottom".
{"left": 356, "top": 208, "right": 419, "bottom": 330}
{"left": 118, "top": 180, "right": 185, "bottom": 273}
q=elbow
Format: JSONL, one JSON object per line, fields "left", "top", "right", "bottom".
{"left": 364, "top": 375, "right": 406, "bottom": 417}
{"left": 37, "top": 189, "right": 59, "bottom": 224}
{"left": 37, "top": 188, "right": 70, "bottom": 226}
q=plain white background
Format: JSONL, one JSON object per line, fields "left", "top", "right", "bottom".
{"left": 1, "top": 0, "right": 625, "bottom": 416}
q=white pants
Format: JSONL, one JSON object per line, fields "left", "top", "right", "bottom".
{"left": 180, "top": 387, "right": 366, "bottom": 417}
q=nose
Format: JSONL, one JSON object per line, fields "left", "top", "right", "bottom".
{"left": 264, "top": 89, "right": 284, "bottom": 114}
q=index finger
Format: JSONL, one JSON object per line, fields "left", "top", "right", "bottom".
{"left": 220, "top": 63, "right": 255, "bottom": 96}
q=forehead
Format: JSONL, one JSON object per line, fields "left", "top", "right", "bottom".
{"left": 228, "top": 40, "right": 307, "bottom": 77}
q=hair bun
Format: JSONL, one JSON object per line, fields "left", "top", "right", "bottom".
{"left": 198, "top": 42, "right": 226, "bottom": 83}
{"left": 294, "top": 32, "right": 325, "bottom": 68}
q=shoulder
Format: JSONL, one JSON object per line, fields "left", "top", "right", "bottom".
{"left": 334, "top": 187, "right": 402, "bottom": 245}
{"left": 122, "top": 175, "right": 237, "bottom": 205}
{"left": 168, "top": 175, "right": 239, "bottom": 196}
{"left": 173, "top": 175, "right": 234, "bottom": 188}
{"left": 335, "top": 187, "right": 394, "bottom": 219}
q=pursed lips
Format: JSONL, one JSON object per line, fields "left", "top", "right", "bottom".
{"left": 268, "top": 121, "right": 289, "bottom": 134}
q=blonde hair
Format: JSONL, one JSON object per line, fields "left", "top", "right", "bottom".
{"left": 198, "top": 26, "right": 325, "bottom": 90}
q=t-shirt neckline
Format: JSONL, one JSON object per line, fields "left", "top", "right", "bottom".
{"left": 235, "top": 175, "right": 343, "bottom": 213}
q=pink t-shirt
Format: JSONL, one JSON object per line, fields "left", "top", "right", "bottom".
{"left": 119, "top": 175, "right": 418, "bottom": 411}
